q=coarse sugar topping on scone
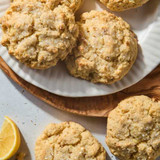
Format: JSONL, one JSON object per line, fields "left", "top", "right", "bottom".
{"left": 65, "top": 10, "right": 138, "bottom": 84}
{"left": 99, "top": 0, "right": 149, "bottom": 11}
{"left": 106, "top": 95, "right": 160, "bottom": 160}
{"left": 52, "top": 0, "right": 83, "bottom": 12}
{"left": 1, "top": 1, "right": 79, "bottom": 69}
{"left": 12, "top": 0, "right": 83, "bottom": 12}
{"left": 35, "top": 122, "right": 106, "bottom": 160}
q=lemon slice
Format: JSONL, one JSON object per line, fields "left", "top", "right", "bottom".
{"left": 0, "top": 116, "right": 21, "bottom": 160}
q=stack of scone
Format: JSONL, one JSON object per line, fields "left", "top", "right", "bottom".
{"left": 0, "top": 0, "right": 150, "bottom": 85}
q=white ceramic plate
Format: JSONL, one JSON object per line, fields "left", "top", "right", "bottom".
{"left": 0, "top": 0, "right": 160, "bottom": 97}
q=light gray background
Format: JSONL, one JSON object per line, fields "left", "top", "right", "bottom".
{"left": 0, "top": 69, "right": 115, "bottom": 159}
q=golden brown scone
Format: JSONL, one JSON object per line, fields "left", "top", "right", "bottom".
{"left": 65, "top": 10, "right": 138, "bottom": 84}
{"left": 99, "top": 0, "right": 149, "bottom": 11}
{"left": 1, "top": 1, "right": 79, "bottom": 69}
{"left": 51, "top": 0, "right": 84, "bottom": 12}
{"left": 35, "top": 122, "right": 106, "bottom": 160}
{"left": 106, "top": 95, "right": 160, "bottom": 160}
{"left": 12, "top": 0, "right": 83, "bottom": 12}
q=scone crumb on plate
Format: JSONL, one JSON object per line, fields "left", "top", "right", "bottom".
{"left": 15, "top": 152, "right": 26, "bottom": 160}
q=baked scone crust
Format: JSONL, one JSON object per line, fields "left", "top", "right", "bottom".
{"left": 12, "top": 0, "right": 83, "bottom": 12}
{"left": 106, "top": 95, "right": 160, "bottom": 160}
{"left": 35, "top": 122, "right": 106, "bottom": 160}
{"left": 66, "top": 10, "right": 138, "bottom": 84}
{"left": 99, "top": 0, "right": 149, "bottom": 11}
{"left": 1, "top": 1, "right": 79, "bottom": 69}
{"left": 55, "top": 0, "right": 83, "bottom": 12}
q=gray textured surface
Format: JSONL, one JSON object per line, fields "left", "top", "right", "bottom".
{"left": 0, "top": 69, "right": 114, "bottom": 159}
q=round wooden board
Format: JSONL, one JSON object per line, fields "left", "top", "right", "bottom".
{"left": 0, "top": 56, "right": 160, "bottom": 117}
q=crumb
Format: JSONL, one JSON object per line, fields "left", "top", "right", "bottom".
{"left": 15, "top": 152, "right": 26, "bottom": 160}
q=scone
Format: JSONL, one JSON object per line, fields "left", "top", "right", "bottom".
{"left": 51, "top": 0, "right": 83, "bottom": 12}
{"left": 35, "top": 122, "right": 106, "bottom": 160}
{"left": 99, "top": 0, "right": 149, "bottom": 11}
{"left": 106, "top": 95, "right": 160, "bottom": 160}
{"left": 12, "top": 0, "right": 83, "bottom": 12}
{"left": 65, "top": 10, "right": 138, "bottom": 84}
{"left": 1, "top": 1, "right": 79, "bottom": 69}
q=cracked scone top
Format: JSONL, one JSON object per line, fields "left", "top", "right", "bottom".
{"left": 65, "top": 10, "right": 138, "bottom": 84}
{"left": 35, "top": 122, "right": 106, "bottom": 160}
{"left": 106, "top": 95, "right": 160, "bottom": 160}
{"left": 13, "top": 0, "right": 83, "bottom": 12}
{"left": 99, "top": 0, "right": 149, "bottom": 11}
{"left": 1, "top": 1, "right": 79, "bottom": 69}
{"left": 49, "top": 0, "right": 83, "bottom": 12}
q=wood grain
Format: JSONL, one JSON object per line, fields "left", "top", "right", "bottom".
{"left": 0, "top": 56, "right": 160, "bottom": 117}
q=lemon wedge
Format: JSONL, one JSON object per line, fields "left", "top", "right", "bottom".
{"left": 0, "top": 116, "right": 21, "bottom": 160}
